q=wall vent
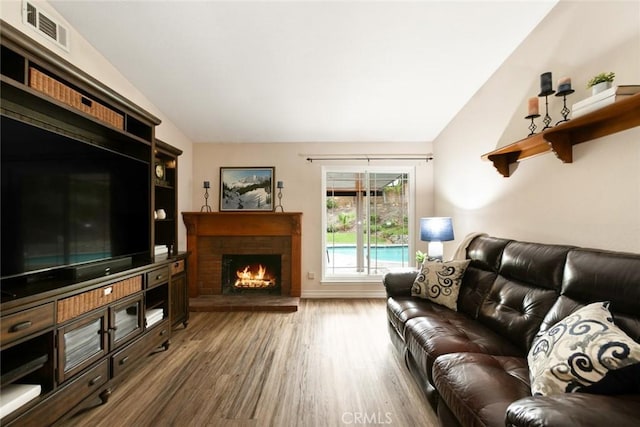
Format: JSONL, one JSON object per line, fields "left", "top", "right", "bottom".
{"left": 22, "top": 1, "right": 69, "bottom": 51}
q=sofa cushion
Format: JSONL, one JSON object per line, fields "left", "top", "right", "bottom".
{"left": 457, "top": 267, "right": 498, "bottom": 320}
{"left": 539, "top": 248, "right": 640, "bottom": 341}
{"left": 477, "top": 241, "right": 573, "bottom": 353}
{"left": 456, "top": 236, "right": 511, "bottom": 319}
{"left": 499, "top": 241, "right": 573, "bottom": 290}
{"left": 466, "top": 235, "right": 511, "bottom": 272}
{"left": 528, "top": 301, "right": 640, "bottom": 397}
{"left": 507, "top": 394, "right": 640, "bottom": 427}
{"left": 404, "top": 308, "right": 522, "bottom": 381}
{"left": 411, "top": 259, "right": 471, "bottom": 310}
{"left": 433, "top": 353, "right": 531, "bottom": 427}
{"left": 386, "top": 296, "right": 436, "bottom": 340}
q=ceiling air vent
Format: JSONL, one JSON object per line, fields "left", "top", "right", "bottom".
{"left": 22, "top": 1, "right": 69, "bottom": 51}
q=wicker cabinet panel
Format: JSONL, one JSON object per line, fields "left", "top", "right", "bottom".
{"left": 29, "top": 68, "right": 124, "bottom": 129}
{"left": 57, "top": 276, "right": 142, "bottom": 323}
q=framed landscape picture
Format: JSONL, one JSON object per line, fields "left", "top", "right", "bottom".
{"left": 219, "top": 167, "right": 275, "bottom": 211}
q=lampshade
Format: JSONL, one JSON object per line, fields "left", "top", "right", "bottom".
{"left": 420, "top": 217, "right": 454, "bottom": 242}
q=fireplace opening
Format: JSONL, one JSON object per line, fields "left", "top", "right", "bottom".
{"left": 221, "top": 254, "right": 282, "bottom": 295}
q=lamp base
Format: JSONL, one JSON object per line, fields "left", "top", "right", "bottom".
{"left": 427, "top": 242, "right": 444, "bottom": 261}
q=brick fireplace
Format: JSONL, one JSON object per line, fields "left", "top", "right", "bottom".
{"left": 182, "top": 212, "right": 301, "bottom": 311}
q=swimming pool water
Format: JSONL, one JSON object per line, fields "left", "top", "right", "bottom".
{"left": 326, "top": 245, "right": 409, "bottom": 262}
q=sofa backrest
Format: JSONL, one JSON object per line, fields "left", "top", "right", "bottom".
{"left": 459, "top": 236, "right": 639, "bottom": 353}
{"left": 458, "top": 236, "right": 511, "bottom": 319}
{"left": 476, "top": 240, "right": 574, "bottom": 353}
{"left": 538, "top": 248, "right": 640, "bottom": 342}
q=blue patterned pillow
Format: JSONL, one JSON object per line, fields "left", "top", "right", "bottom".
{"left": 411, "top": 259, "right": 470, "bottom": 311}
{"left": 528, "top": 301, "right": 640, "bottom": 396}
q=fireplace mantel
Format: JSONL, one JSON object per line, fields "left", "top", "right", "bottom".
{"left": 182, "top": 212, "right": 302, "bottom": 300}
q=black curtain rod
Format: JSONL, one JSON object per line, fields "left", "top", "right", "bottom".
{"left": 306, "top": 156, "right": 433, "bottom": 163}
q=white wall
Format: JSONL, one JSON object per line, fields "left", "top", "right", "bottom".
{"left": 192, "top": 141, "right": 434, "bottom": 297}
{"left": 1, "top": 0, "right": 195, "bottom": 251}
{"left": 434, "top": 0, "right": 640, "bottom": 256}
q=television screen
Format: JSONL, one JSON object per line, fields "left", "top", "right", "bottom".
{"left": 1, "top": 116, "right": 150, "bottom": 279}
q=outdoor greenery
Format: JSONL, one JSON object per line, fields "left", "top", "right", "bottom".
{"left": 326, "top": 232, "right": 385, "bottom": 244}
{"left": 338, "top": 212, "right": 355, "bottom": 231}
{"left": 326, "top": 222, "right": 408, "bottom": 244}
{"left": 326, "top": 182, "right": 409, "bottom": 245}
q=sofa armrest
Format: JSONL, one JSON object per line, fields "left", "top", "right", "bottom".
{"left": 382, "top": 269, "right": 418, "bottom": 297}
{"left": 506, "top": 393, "right": 640, "bottom": 427}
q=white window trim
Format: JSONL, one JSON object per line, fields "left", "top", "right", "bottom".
{"left": 321, "top": 165, "right": 416, "bottom": 284}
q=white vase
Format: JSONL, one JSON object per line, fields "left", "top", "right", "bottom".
{"left": 591, "top": 81, "right": 612, "bottom": 95}
{"left": 156, "top": 209, "right": 166, "bottom": 220}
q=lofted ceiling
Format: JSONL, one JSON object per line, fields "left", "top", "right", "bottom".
{"left": 48, "top": 1, "right": 557, "bottom": 144}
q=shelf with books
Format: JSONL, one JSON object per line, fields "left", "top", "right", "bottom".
{"left": 572, "top": 85, "right": 640, "bottom": 118}
{"left": 483, "top": 93, "right": 640, "bottom": 177}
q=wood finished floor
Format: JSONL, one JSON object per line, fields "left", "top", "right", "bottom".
{"left": 61, "top": 299, "right": 437, "bottom": 427}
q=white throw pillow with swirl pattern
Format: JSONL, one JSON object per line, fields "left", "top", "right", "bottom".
{"left": 411, "top": 259, "right": 470, "bottom": 311}
{"left": 528, "top": 301, "right": 640, "bottom": 396}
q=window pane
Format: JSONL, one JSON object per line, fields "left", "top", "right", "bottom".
{"left": 368, "top": 172, "right": 410, "bottom": 273}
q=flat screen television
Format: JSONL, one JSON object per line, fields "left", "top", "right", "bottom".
{"left": 1, "top": 115, "right": 151, "bottom": 285}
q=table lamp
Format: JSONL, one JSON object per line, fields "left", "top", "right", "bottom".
{"left": 420, "top": 217, "right": 454, "bottom": 260}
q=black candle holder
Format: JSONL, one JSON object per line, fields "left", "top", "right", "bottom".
{"left": 274, "top": 181, "right": 284, "bottom": 212}
{"left": 525, "top": 114, "right": 540, "bottom": 136}
{"left": 538, "top": 88, "right": 555, "bottom": 130}
{"left": 274, "top": 188, "right": 284, "bottom": 212}
{"left": 555, "top": 88, "right": 575, "bottom": 125}
{"left": 200, "top": 186, "right": 212, "bottom": 212}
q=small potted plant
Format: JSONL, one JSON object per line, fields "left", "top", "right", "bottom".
{"left": 416, "top": 250, "right": 426, "bottom": 264}
{"left": 587, "top": 72, "right": 615, "bottom": 95}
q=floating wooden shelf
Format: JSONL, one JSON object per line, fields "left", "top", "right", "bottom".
{"left": 482, "top": 93, "right": 640, "bottom": 177}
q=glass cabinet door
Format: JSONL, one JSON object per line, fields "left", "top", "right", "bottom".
{"left": 58, "top": 311, "right": 108, "bottom": 383}
{"left": 111, "top": 295, "right": 143, "bottom": 348}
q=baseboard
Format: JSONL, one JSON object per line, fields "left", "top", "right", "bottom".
{"left": 301, "top": 289, "right": 387, "bottom": 298}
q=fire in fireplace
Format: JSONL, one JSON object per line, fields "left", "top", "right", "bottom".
{"left": 221, "top": 254, "right": 282, "bottom": 294}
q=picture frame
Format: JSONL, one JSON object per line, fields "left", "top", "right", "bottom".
{"left": 219, "top": 167, "right": 275, "bottom": 212}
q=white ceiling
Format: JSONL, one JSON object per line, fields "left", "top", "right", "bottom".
{"left": 48, "top": 1, "right": 557, "bottom": 144}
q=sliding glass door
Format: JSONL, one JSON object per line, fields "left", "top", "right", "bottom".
{"left": 323, "top": 167, "right": 414, "bottom": 280}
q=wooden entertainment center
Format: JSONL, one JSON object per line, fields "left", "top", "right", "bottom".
{"left": 1, "top": 21, "right": 188, "bottom": 425}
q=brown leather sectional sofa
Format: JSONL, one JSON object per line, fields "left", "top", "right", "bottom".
{"left": 383, "top": 235, "right": 640, "bottom": 427}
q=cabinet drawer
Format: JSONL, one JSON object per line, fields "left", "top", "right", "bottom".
{"left": 170, "top": 259, "right": 185, "bottom": 276}
{"left": 146, "top": 318, "right": 171, "bottom": 344}
{"left": 1, "top": 303, "right": 54, "bottom": 347}
{"left": 111, "top": 319, "right": 170, "bottom": 378}
{"left": 13, "top": 359, "right": 109, "bottom": 426}
{"left": 111, "top": 338, "right": 140, "bottom": 378}
{"left": 146, "top": 267, "right": 169, "bottom": 288}
{"left": 57, "top": 276, "right": 142, "bottom": 323}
